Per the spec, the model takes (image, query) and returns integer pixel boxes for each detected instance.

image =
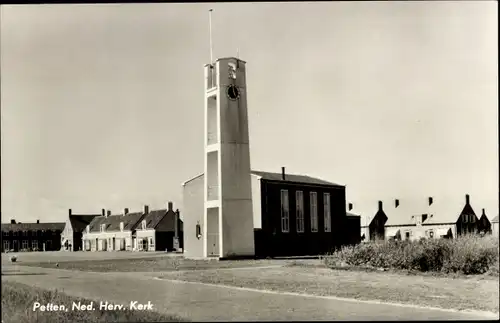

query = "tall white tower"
[203,58,255,258]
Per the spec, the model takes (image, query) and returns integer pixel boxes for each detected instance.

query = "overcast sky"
[1,2,498,223]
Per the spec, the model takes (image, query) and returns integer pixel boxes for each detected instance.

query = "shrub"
[325,234,499,276]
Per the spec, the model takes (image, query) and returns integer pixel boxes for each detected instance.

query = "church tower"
[203,58,255,258]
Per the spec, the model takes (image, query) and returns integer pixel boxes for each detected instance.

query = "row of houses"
[1,220,65,252]
[353,194,499,242]
[64,202,183,252]
[1,202,183,253]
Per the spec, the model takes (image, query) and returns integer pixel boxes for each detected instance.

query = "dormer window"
[142,220,147,230]
[120,222,124,232]
[100,224,106,232]
[86,225,90,234]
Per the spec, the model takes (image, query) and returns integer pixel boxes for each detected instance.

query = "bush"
[325,234,499,276]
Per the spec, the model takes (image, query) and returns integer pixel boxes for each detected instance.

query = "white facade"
[82,230,132,251]
[183,172,263,258]
[202,57,255,258]
[384,224,456,241]
[491,221,499,237]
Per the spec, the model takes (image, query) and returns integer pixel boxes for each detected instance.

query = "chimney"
[482,208,485,215]
[348,203,353,211]
[106,210,111,217]
[10,219,16,224]
[123,208,129,216]
[378,201,383,210]
[428,197,433,206]
[395,199,400,208]
[168,202,173,211]
[143,205,149,214]
[465,194,470,204]
[36,220,40,224]
[101,209,105,216]
[281,167,286,180]
[68,209,72,216]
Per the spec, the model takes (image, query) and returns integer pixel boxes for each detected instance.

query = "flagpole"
[209,9,214,64]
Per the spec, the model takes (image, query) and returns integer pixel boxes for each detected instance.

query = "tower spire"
[209,9,214,64]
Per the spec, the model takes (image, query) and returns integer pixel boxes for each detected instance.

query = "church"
[182,57,360,259]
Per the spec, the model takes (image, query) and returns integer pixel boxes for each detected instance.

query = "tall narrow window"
[310,192,318,232]
[281,189,290,233]
[323,193,331,232]
[296,191,304,233]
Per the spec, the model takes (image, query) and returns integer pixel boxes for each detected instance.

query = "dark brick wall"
[1,230,62,252]
[254,180,353,257]
[155,231,184,251]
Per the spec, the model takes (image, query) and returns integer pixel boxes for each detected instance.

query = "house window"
[310,192,318,232]
[100,224,106,232]
[296,191,305,233]
[23,230,28,236]
[2,231,8,237]
[120,222,124,232]
[281,189,290,233]
[22,240,29,249]
[149,238,154,249]
[323,193,331,232]
[429,230,434,238]
[13,231,18,236]
[3,240,10,251]
[142,220,147,230]
[32,240,38,250]
[405,231,411,240]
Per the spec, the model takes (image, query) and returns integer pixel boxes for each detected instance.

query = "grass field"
[8,246,500,316]
[1,281,185,323]
[18,256,285,272]
[158,265,500,314]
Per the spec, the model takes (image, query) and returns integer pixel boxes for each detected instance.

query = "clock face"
[226,85,240,100]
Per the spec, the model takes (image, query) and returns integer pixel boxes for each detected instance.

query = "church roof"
[182,171,343,187]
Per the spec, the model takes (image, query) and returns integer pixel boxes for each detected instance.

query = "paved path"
[2,264,498,321]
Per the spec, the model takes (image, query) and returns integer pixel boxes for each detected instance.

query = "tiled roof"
[1,222,65,232]
[354,202,385,228]
[88,212,145,233]
[139,209,184,231]
[183,171,343,187]
[142,209,168,229]
[385,199,426,227]
[476,199,499,222]
[69,214,99,233]
[492,216,499,223]
[423,195,470,225]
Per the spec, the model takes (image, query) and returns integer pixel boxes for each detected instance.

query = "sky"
[1,2,498,223]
